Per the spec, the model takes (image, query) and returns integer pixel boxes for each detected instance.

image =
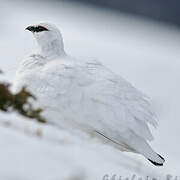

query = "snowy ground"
[0,0,180,179]
[0,111,170,180]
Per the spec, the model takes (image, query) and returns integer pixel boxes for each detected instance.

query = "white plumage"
[14,22,165,166]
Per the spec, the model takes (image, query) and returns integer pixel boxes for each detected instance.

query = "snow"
[0,111,170,180]
[0,0,180,179]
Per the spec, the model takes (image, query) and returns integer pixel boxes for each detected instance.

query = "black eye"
[36,26,48,32]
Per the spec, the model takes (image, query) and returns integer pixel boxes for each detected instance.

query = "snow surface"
[0,0,180,179]
[0,111,170,180]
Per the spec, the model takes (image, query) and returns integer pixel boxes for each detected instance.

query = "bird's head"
[26,22,65,58]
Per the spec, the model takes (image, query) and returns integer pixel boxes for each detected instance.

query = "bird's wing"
[38,58,157,143]
[73,58,158,142]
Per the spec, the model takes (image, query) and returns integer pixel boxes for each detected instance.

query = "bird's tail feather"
[125,133,165,166]
[148,154,165,166]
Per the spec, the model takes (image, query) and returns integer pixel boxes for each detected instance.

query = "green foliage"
[0,70,46,123]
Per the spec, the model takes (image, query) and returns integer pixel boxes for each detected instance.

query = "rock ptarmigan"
[14,22,165,166]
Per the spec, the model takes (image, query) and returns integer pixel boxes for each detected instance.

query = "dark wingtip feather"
[148,154,165,166]
[148,159,163,166]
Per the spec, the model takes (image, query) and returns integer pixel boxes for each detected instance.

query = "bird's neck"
[37,39,66,59]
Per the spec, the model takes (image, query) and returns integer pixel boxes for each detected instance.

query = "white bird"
[14,22,165,166]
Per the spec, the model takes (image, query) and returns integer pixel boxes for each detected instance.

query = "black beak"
[25,25,49,33]
[25,26,35,32]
